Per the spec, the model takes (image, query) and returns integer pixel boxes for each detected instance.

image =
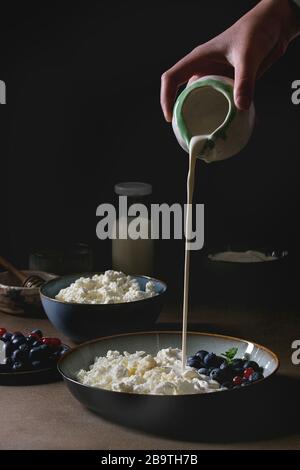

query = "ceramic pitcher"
[172,75,255,162]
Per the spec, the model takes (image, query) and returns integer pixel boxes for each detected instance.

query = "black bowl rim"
[58,331,280,397]
[40,272,167,307]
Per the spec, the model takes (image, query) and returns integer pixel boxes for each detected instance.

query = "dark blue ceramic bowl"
[40,273,167,343]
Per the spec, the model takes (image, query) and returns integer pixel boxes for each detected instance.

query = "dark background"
[0,0,299,286]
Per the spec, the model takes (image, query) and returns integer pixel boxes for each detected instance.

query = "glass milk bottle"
[112,182,154,276]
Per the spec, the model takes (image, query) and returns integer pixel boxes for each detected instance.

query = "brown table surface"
[1,300,300,450]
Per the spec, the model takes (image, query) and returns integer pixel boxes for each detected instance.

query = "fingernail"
[236,95,250,110]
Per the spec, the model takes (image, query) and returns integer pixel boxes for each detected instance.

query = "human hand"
[161,0,300,121]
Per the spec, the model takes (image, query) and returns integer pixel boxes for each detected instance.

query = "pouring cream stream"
[181,136,207,369]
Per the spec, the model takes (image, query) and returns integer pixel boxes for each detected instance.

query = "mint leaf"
[221,347,238,365]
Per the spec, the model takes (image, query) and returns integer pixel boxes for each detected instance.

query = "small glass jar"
[112,182,154,276]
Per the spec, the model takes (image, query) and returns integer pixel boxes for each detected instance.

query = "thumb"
[234,58,258,110]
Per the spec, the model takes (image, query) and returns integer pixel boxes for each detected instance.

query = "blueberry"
[40,344,52,357]
[19,344,30,354]
[233,367,244,376]
[12,361,25,371]
[4,340,18,358]
[11,349,26,363]
[29,347,44,362]
[11,332,24,342]
[222,381,233,389]
[198,367,209,376]
[31,360,43,369]
[216,356,226,367]
[243,360,260,372]
[219,363,235,380]
[232,359,245,369]
[187,355,202,369]
[249,372,264,382]
[26,335,37,346]
[220,362,228,370]
[195,350,208,363]
[31,340,42,348]
[203,352,218,367]
[30,329,43,338]
[57,345,70,358]
[29,344,53,366]
[12,337,26,348]
[1,332,13,342]
[210,368,225,383]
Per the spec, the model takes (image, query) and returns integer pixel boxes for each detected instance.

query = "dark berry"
[210,368,225,383]
[57,345,70,357]
[31,340,42,348]
[249,372,264,382]
[243,367,255,379]
[11,349,27,363]
[222,381,233,389]
[11,332,24,341]
[12,361,25,371]
[27,333,40,342]
[232,376,243,386]
[4,340,18,358]
[40,344,51,355]
[232,359,245,369]
[243,360,260,372]
[0,328,7,337]
[195,350,208,363]
[29,347,44,362]
[198,368,209,376]
[30,329,43,338]
[233,367,244,376]
[31,360,43,369]
[203,352,218,368]
[12,336,26,348]
[215,356,226,367]
[19,343,30,353]
[1,332,13,342]
[187,355,202,369]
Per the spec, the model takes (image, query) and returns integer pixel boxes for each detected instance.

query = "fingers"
[234,53,259,110]
[160,46,215,122]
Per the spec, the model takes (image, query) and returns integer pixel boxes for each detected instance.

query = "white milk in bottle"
[112,182,154,276]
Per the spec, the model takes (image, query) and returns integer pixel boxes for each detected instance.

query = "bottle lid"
[114,182,152,197]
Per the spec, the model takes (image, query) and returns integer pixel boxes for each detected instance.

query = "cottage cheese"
[77,347,221,395]
[55,270,157,304]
